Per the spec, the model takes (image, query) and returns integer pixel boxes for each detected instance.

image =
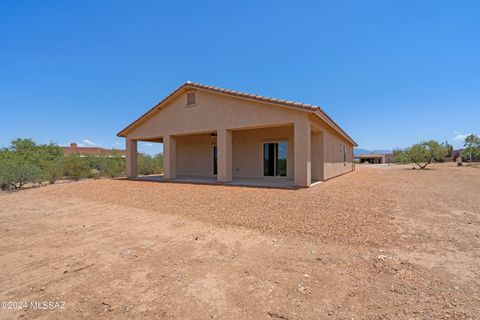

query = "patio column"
[126,138,137,178]
[294,120,312,187]
[163,135,177,180]
[217,128,232,182]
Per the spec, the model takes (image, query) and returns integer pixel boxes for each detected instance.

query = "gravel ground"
[0,163,478,319]
[45,168,396,247]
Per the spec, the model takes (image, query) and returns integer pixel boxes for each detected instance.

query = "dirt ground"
[0,164,479,319]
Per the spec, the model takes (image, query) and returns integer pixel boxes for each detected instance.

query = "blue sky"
[0,0,479,155]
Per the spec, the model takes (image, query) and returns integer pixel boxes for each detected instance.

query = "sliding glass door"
[263,142,287,177]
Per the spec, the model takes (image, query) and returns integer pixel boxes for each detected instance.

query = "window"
[186,92,196,106]
[263,142,287,177]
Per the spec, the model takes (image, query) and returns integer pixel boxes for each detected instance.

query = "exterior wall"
[232,126,294,179]
[176,134,215,177]
[310,116,354,180]
[323,129,354,180]
[174,126,295,179]
[311,131,324,181]
[126,90,307,139]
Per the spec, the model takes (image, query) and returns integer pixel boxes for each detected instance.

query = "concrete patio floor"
[128,175,320,189]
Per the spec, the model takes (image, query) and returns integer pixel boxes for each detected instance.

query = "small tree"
[64,154,87,181]
[394,140,449,169]
[463,134,480,165]
[40,158,64,184]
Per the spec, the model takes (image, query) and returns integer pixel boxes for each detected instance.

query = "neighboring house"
[356,153,394,164]
[117,82,357,187]
[62,143,126,157]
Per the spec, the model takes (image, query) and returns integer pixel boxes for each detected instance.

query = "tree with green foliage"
[463,134,480,164]
[136,153,163,176]
[393,140,449,169]
[0,139,63,190]
[105,153,125,178]
[64,154,87,181]
[137,154,157,175]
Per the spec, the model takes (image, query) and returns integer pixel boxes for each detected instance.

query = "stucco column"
[163,135,176,180]
[294,120,312,187]
[126,138,137,178]
[217,128,232,182]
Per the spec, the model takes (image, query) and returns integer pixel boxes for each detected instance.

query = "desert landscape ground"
[0,164,479,319]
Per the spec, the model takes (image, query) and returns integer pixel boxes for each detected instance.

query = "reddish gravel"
[45,169,395,247]
[0,164,478,319]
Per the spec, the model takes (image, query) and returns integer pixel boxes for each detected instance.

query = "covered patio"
[128,174,310,189]
[125,123,319,189]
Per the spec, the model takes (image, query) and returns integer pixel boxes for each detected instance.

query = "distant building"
[355,153,394,164]
[62,143,126,157]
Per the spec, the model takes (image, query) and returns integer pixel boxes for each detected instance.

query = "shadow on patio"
[122,175,321,190]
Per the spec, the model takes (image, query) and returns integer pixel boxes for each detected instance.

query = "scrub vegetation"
[0,138,163,191]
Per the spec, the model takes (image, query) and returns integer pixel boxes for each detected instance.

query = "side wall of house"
[311,131,324,181]
[323,130,354,180]
[310,116,354,180]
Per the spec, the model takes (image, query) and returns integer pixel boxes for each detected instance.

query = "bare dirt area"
[0,164,479,319]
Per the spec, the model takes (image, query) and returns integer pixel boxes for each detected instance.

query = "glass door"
[263,142,287,177]
[213,145,217,175]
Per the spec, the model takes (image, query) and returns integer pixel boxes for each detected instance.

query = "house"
[62,143,126,157]
[117,82,357,187]
[356,153,393,164]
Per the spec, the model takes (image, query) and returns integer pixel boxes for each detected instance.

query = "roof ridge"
[185,81,323,112]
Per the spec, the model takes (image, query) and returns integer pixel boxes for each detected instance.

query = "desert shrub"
[393,140,449,169]
[138,154,156,175]
[137,153,163,175]
[40,158,64,184]
[87,168,102,179]
[153,153,163,173]
[64,154,87,181]
[105,154,124,178]
[0,157,44,190]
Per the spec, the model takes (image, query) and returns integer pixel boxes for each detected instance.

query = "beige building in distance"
[357,153,394,164]
[118,82,357,188]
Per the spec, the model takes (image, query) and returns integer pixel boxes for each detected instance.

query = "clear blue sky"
[1,0,479,155]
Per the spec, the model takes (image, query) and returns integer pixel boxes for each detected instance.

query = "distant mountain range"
[354,148,393,156]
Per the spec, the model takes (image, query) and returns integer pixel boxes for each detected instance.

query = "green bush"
[137,153,163,175]
[105,155,124,178]
[0,157,44,190]
[40,158,64,184]
[64,154,87,181]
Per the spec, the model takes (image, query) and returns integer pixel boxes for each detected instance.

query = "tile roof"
[117,81,357,146]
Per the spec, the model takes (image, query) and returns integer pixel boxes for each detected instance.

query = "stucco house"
[117,82,357,187]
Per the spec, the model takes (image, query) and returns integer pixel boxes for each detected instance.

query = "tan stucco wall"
[232,126,294,179]
[174,126,295,179]
[323,129,354,180]
[126,90,307,139]
[311,131,324,181]
[176,134,215,177]
[310,116,354,180]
